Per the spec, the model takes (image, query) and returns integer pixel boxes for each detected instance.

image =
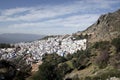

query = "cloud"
[1,8,31,16]
[0,4,80,22]
[0,0,119,22]
[0,0,120,34]
[8,14,99,31]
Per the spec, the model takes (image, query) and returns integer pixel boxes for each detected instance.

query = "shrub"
[109,53,120,68]
[72,50,90,70]
[33,53,67,80]
[92,41,110,50]
[58,63,73,75]
[42,53,66,65]
[72,34,88,40]
[33,62,62,80]
[66,53,73,60]
[94,50,109,68]
[112,37,120,52]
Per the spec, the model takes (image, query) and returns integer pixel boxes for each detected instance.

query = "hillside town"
[0,35,87,65]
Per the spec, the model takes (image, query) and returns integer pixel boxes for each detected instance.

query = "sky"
[0,0,120,35]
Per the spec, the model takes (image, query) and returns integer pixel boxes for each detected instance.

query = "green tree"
[33,62,62,80]
[33,53,66,80]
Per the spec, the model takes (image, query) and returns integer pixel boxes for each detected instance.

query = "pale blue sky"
[0,0,120,35]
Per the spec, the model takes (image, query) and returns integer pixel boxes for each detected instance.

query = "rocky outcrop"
[77,9,120,43]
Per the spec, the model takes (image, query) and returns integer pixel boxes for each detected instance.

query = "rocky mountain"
[77,9,120,43]
[0,33,45,43]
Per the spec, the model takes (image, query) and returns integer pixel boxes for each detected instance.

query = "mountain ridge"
[76,9,120,43]
[0,33,45,43]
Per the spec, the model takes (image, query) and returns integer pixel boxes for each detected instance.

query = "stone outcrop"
[77,9,120,43]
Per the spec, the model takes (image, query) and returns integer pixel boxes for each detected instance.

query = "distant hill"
[0,33,45,43]
[76,9,120,43]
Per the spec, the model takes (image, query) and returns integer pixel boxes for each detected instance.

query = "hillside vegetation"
[29,37,120,80]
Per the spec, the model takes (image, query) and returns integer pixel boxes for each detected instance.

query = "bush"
[72,33,88,40]
[33,53,67,80]
[33,62,62,80]
[58,63,73,75]
[112,37,120,52]
[109,53,120,68]
[72,50,90,70]
[92,41,110,50]
[42,53,66,65]
[94,51,109,68]
[66,53,73,60]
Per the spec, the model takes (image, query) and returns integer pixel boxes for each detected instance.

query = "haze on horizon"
[0,0,120,35]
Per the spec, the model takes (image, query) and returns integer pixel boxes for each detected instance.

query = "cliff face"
[78,9,120,43]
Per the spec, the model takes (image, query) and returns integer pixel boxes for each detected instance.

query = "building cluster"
[0,35,87,65]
